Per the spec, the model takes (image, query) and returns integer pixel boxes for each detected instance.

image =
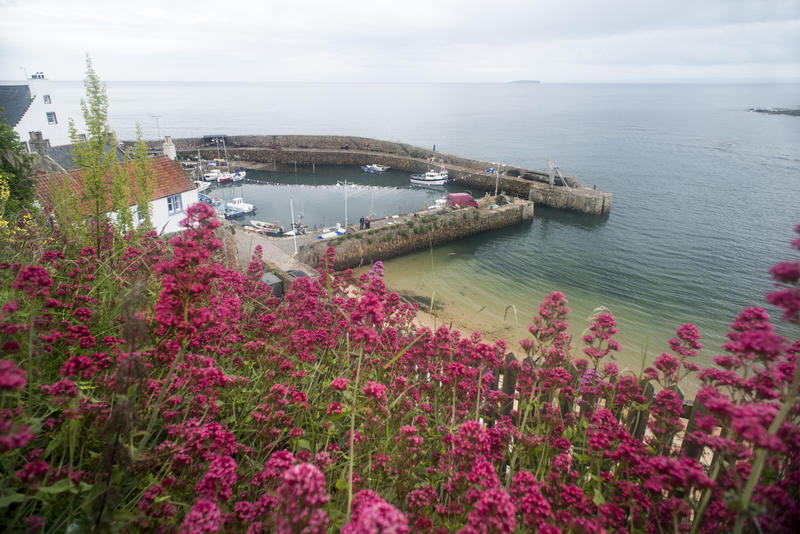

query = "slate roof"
[35,156,194,215]
[40,143,127,172]
[0,85,34,127]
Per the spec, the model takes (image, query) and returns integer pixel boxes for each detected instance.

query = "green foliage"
[69,56,117,226]
[111,163,133,232]
[132,123,154,230]
[0,120,37,215]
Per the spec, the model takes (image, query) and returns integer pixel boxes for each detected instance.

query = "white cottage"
[0,72,76,149]
[35,156,200,234]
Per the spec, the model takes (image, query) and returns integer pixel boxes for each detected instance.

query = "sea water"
[46,81,800,373]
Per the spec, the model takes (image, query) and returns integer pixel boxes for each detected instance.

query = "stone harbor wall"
[160,135,612,215]
[297,199,534,270]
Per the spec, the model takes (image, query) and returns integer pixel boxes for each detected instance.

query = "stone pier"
[160,134,612,215]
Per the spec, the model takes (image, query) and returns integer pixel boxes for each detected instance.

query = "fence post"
[501,353,518,417]
[680,397,705,461]
[631,382,655,440]
[560,364,580,418]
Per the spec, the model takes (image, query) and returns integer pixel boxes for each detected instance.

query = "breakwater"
[295,197,534,270]
[165,135,612,215]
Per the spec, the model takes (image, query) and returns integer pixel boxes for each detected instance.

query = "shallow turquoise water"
[54,81,800,368]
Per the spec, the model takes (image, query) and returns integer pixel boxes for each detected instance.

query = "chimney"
[28,131,50,155]
[162,136,176,160]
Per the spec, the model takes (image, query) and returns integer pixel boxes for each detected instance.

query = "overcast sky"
[1,0,798,82]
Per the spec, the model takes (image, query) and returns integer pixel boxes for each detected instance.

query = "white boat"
[203,168,244,183]
[410,167,448,186]
[427,198,447,210]
[194,180,211,192]
[251,219,278,230]
[361,164,390,173]
[204,139,246,183]
[227,197,254,213]
[203,169,223,182]
[218,169,246,184]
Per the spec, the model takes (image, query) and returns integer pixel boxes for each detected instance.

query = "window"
[46,112,57,124]
[43,95,51,104]
[167,194,183,215]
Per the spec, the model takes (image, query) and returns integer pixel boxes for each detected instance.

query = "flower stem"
[732,363,799,534]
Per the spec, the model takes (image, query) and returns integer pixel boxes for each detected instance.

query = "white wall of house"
[149,188,200,234]
[106,189,200,234]
[14,76,75,147]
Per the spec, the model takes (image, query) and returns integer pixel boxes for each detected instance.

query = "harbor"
[162,134,612,216]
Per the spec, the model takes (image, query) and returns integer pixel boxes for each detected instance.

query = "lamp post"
[493,162,499,197]
[290,197,298,255]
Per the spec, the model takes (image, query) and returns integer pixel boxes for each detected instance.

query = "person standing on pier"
[359,216,365,230]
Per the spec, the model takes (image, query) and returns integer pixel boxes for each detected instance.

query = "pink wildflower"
[342,489,409,534]
[0,360,26,391]
[331,378,350,391]
[179,498,222,534]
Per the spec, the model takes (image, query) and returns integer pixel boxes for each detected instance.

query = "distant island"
[509,80,541,84]
[749,107,800,117]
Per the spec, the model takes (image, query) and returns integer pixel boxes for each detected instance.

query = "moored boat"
[217,169,246,184]
[228,197,254,213]
[361,164,390,173]
[410,167,448,186]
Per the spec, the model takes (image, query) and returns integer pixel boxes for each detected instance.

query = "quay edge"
[159,134,612,216]
[296,197,535,271]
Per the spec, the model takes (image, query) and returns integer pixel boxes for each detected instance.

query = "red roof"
[35,156,194,214]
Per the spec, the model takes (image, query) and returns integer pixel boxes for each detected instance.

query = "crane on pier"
[547,160,570,188]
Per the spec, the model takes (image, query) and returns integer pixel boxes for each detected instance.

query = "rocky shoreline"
[749,107,800,116]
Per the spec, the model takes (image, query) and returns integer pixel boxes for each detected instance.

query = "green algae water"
[46,81,800,373]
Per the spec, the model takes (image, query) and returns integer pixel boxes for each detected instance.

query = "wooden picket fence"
[485,353,708,464]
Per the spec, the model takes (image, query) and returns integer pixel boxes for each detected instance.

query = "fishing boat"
[194,180,211,193]
[410,167,448,186]
[217,168,246,184]
[227,197,254,213]
[221,207,246,219]
[361,164,390,173]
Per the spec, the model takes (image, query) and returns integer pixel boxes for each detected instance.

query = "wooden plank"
[631,382,655,440]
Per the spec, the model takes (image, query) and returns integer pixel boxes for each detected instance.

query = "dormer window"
[46,112,57,124]
[43,95,51,104]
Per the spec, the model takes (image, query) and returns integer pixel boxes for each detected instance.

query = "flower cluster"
[0,206,797,533]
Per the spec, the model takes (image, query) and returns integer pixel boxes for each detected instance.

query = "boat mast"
[222,138,230,172]
[343,180,348,228]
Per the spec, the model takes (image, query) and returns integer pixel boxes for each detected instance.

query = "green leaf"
[35,478,73,496]
[383,336,421,369]
[297,439,311,450]
[0,492,25,508]
[335,476,348,491]
[593,486,606,506]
